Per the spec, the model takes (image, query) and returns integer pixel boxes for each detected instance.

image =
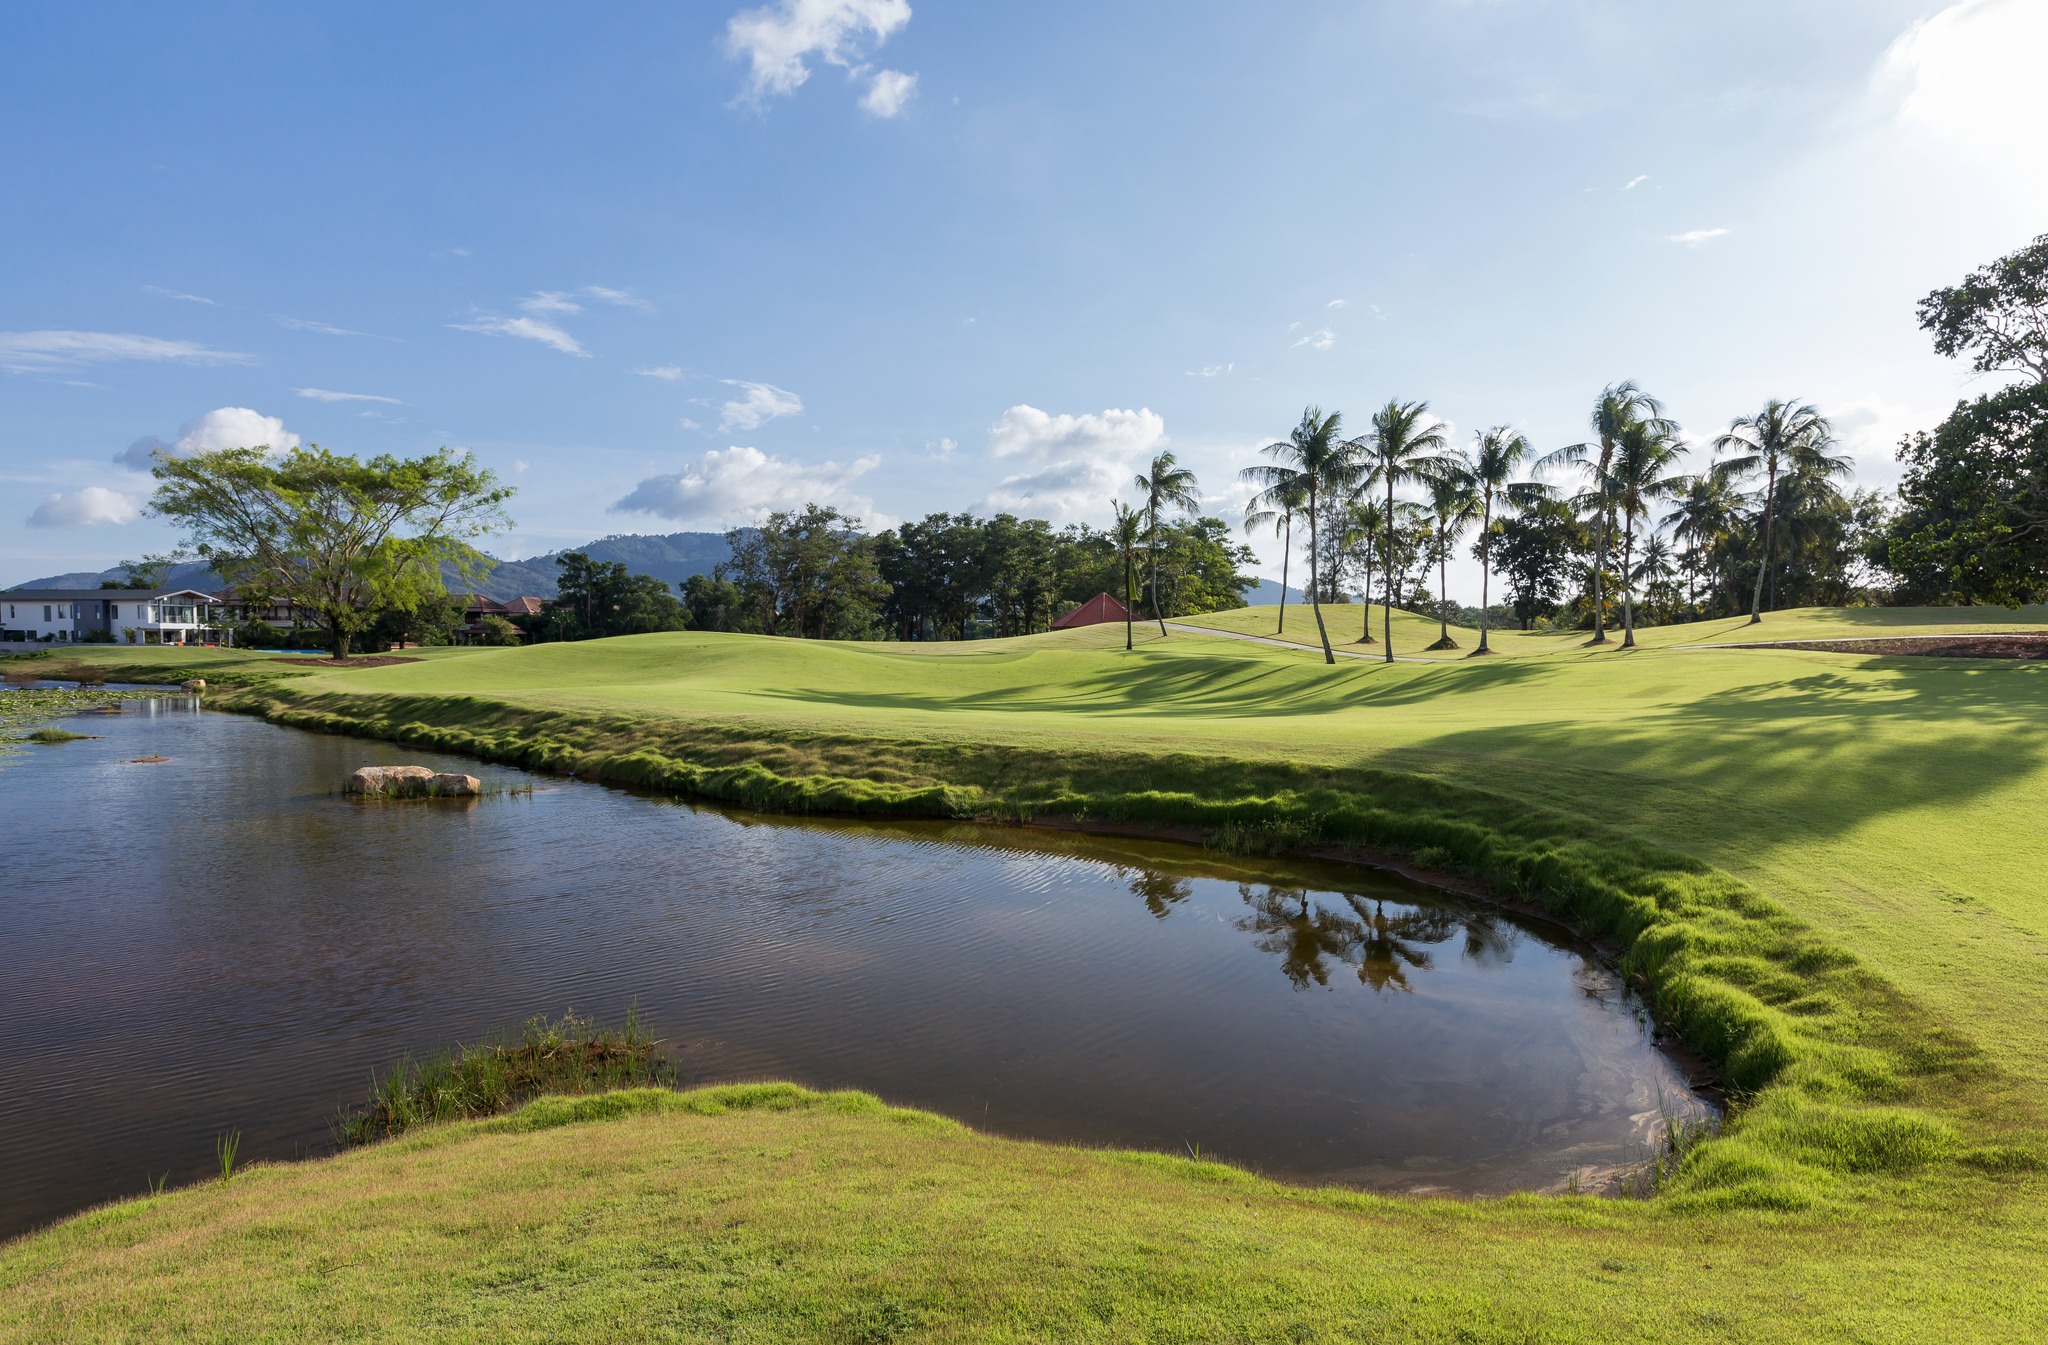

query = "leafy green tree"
[679,574,755,633]
[1917,231,2048,385]
[1886,382,2048,605]
[721,506,886,639]
[550,552,689,638]
[1493,496,1585,628]
[1244,407,1357,665]
[1538,383,1674,645]
[369,589,467,648]
[1358,400,1457,660]
[150,445,512,659]
[1714,400,1849,623]
[1133,452,1202,637]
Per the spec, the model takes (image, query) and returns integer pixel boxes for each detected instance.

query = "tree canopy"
[149,445,513,658]
[1916,231,2048,386]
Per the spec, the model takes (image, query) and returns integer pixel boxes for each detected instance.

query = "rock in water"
[430,772,481,797]
[345,765,438,796]
[181,679,206,693]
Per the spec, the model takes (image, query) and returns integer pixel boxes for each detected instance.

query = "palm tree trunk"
[1357,544,1375,643]
[1620,515,1637,649]
[1308,486,1335,665]
[1383,478,1397,662]
[1589,448,1611,644]
[1436,545,1451,645]
[1476,495,1493,654]
[1277,514,1290,634]
[1748,465,1777,624]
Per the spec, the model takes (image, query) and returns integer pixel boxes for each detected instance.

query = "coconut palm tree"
[1466,426,1537,655]
[1713,401,1848,624]
[1110,500,1143,651]
[1666,463,1745,617]
[1242,407,1358,665]
[1607,420,1687,648]
[1133,451,1202,637]
[1336,497,1386,643]
[1356,400,1458,662]
[1537,383,1675,645]
[1242,475,1308,635]
[1424,471,1481,650]
[1631,533,1680,622]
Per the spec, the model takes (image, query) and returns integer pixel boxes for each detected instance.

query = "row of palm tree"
[1241,386,1852,659]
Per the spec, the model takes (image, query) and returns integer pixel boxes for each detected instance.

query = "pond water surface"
[0,697,1708,1240]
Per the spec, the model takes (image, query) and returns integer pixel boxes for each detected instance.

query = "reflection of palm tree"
[1342,896,1456,994]
[1456,911,1518,968]
[1130,871,1193,919]
[1236,885,1358,991]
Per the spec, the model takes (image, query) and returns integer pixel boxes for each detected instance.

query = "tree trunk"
[1589,446,1611,644]
[1620,515,1637,649]
[1276,514,1290,634]
[1149,526,1168,637]
[1383,478,1397,662]
[1124,553,1134,651]
[1748,463,1777,625]
[1357,545,1375,643]
[1476,494,1493,654]
[1307,486,1335,665]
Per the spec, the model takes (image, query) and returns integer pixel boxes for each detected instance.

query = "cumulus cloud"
[859,68,918,117]
[0,330,250,374]
[979,405,1168,522]
[720,379,804,431]
[295,387,403,404]
[725,0,916,111]
[1669,228,1729,245]
[450,315,588,356]
[27,485,145,528]
[611,445,886,526]
[1880,0,2048,198]
[114,407,302,470]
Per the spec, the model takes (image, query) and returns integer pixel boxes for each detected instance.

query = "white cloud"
[27,485,145,528]
[859,68,918,117]
[0,330,250,374]
[726,0,915,108]
[612,445,886,526]
[114,406,302,470]
[1879,0,2048,203]
[1623,174,1649,190]
[295,387,403,404]
[143,285,217,305]
[1326,298,1346,309]
[1185,363,1234,378]
[635,365,684,380]
[1292,328,1337,350]
[450,315,588,356]
[277,316,386,338]
[719,379,804,430]
[520,291,583,315]
[978,405,1167,523]
[585,285,654,312]
[1669,228,1729,245]
[679,417,703,431]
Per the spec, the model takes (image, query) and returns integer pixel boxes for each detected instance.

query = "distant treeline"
[521,505,1257,643]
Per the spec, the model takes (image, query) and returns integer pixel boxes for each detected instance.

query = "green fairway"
[8,607,2048,1340]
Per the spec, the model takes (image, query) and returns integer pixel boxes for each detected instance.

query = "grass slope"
[9,607,2048,1339]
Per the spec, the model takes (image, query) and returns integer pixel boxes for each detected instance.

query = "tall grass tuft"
[335,1009,674,1148]
[215,1130,241,1183]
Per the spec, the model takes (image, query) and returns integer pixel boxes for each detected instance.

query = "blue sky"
[4,0,2044,594]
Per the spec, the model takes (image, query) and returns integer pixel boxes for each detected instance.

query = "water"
[0,697,1709,1240]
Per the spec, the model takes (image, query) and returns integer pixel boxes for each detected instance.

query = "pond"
[0,697,1710,1241]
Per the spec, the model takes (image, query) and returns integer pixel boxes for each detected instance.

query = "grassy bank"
[7,607,2048,1338]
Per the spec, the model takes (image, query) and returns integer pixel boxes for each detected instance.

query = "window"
[110,604,119,618]
[44,606,52,621]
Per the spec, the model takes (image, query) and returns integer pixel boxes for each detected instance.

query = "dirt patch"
[273,655,423,668]
[1751,634,2048,660]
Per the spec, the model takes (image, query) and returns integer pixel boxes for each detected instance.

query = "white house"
[0,588,225,646]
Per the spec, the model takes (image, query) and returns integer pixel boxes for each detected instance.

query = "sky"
[3,0,2045,597]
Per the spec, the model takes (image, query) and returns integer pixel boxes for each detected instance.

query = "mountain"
[9,560,225,592]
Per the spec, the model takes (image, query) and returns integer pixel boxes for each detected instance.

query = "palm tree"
[1110,500,1143,651]
[1607,420,1687,648]
[1243,407,1358,665]
[1357,400,1458,662]
[1243,475,1308,635]
[1666,464,1745,618]
[1424,471,1480,650]
[1631,533,1679,622]
[1134,451,1202,637]
[1466,426,1536,655]
[1538,383,1675,644]
[1713,401,1847,624]
[1336,498,1385,643]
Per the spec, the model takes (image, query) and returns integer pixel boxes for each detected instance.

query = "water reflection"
[0,699,1711,1241]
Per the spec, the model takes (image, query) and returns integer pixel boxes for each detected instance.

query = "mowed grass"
[10,606,2048,1340]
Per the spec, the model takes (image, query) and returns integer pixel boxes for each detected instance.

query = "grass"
[7,605,2048,1339]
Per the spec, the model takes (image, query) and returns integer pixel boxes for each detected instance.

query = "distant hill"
[8,533,733,603]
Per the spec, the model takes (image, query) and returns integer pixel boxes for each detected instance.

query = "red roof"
[1051,591,1132,629]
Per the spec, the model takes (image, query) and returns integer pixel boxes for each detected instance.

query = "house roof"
[1050,591,1133,629]
[1,588,219,603]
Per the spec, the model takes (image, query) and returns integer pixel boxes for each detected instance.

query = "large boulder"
[345,765,437,796]
[430,772,481,797]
